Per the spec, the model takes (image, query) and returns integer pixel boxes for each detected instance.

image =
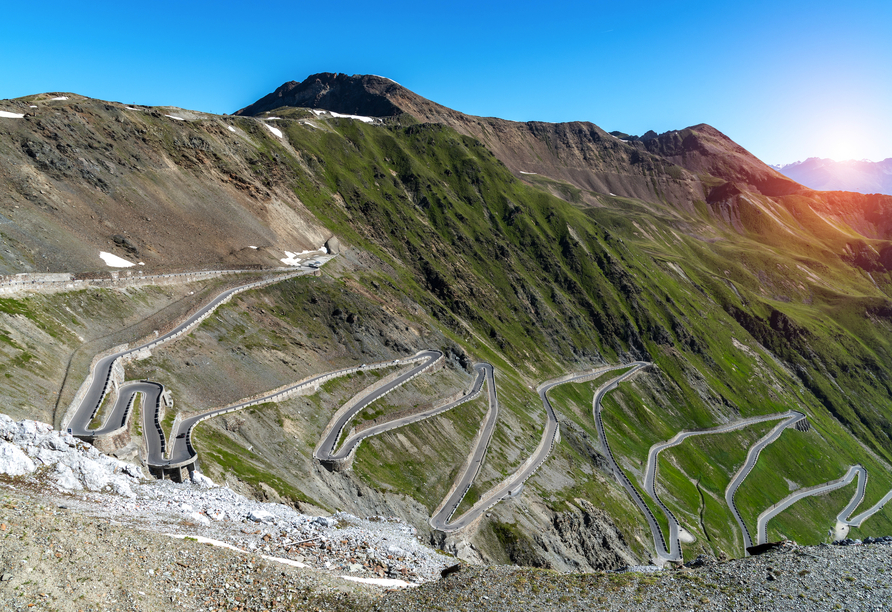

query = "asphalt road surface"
[330,363,489,462]
[724,411,806,551]
[642,411,798,560]
[429,363,499,531]
[67,263,323,440]
[756,465,863,545]
[587,362,679,561]
[313,350,443,462]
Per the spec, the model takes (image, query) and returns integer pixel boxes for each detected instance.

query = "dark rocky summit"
[236,73,406,118]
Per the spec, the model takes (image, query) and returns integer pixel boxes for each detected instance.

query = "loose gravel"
[374,542,892,611]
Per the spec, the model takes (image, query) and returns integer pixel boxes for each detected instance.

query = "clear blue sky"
[2,0,890,165]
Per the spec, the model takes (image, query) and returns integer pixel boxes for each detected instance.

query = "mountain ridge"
[772,157,892,195]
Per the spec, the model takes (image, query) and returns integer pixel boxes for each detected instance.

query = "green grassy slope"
[5,107,892,563]
[242,115,892,550]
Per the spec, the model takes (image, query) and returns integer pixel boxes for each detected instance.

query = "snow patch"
[248,245,258,250]
[50,96,69,101]
[261,554,308,569]
[165,114,186,121]
[29,105,37,108]
[280,247,326,266]
[126,107,143,111]
[310,109,376,124]
[339,576,416,588]
[0,111,25,119]
[227,125,236,133]
[263,123,283,138]
[519,171,537,175]
[370,75,401,85]
[99,251,136,268]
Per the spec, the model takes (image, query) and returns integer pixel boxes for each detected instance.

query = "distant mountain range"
[771,157,892,195]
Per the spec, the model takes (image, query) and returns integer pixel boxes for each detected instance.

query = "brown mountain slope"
[0,94,327,274]
[236,73,706,208]
[238,74,892,253]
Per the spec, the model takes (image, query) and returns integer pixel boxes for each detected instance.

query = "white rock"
[192,472,216,487]
[313,516,336,528]
[0,441,37,476]
[61,455,110,491]
[29,446,65,465]
[113,481,136,498]
[52,463,83,491]
[180,503,194,512]
[248,510,276,523]
[189,511,210,525]
[208,509,227,521]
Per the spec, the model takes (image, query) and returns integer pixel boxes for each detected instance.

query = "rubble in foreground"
[0,412,453,611]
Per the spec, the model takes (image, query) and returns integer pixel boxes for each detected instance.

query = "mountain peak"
[235,73,411,117]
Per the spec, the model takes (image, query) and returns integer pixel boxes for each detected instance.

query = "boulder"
[248,510,276,523]
[313,516,336,528]
[52,463,83,491]
[0,441,36,476]
[324,236,341,254]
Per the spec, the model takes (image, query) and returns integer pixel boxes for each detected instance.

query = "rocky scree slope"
[0,93,328,274]
[0,412,454,606]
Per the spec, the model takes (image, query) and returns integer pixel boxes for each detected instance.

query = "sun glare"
[818,118,872,162]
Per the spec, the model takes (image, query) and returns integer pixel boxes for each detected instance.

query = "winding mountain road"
[61,256,890,551]
[313,351,445,463]
[586,363,681,559]
[431,363,641,531]
[724,411,806,550]
[642,411,801,560]
[66,260,328,439]
[755,465,892,544]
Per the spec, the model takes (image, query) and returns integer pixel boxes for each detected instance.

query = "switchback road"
[724,411,806,551]
[642,412,799,560]
[756,465,892,544]
[66,260,328,440]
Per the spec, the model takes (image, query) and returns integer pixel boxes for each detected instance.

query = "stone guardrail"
[335,381,480,471]
[162,352,436,470]
[321,354,443,463]
[0,266,310,297]
[61,343,129,431]
[65,267,312,434]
